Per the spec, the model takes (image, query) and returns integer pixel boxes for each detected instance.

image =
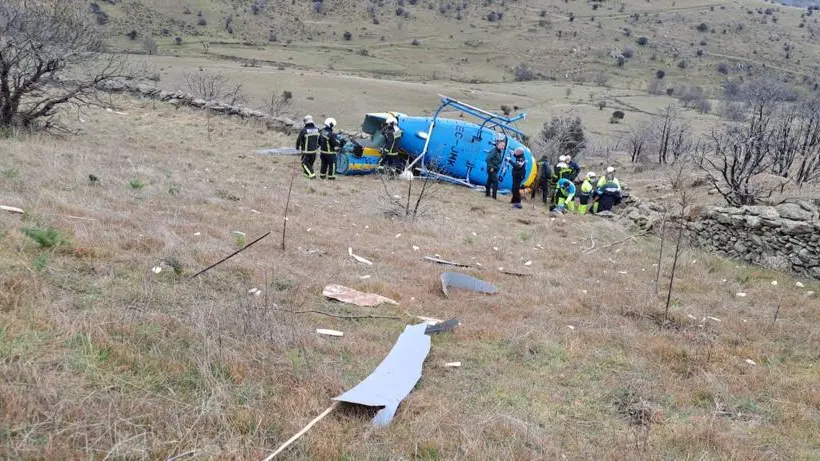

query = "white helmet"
[558,155,568,162]
[324,117,336,128]
[303,114,314,124]
[566,155,573,162]
[587,171,597,179]
[385,115,397,125]
[606,166,616,173]
[556,162,568,169]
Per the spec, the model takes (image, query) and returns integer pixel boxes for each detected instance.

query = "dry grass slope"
[1,99,819,459]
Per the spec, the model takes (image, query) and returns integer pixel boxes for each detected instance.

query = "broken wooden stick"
[191,231,271,278]
[262,401,340,461]
[584,230,649,254]
[281,163,297,251]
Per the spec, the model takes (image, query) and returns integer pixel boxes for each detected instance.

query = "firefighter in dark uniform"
[319,117,340,180]
[380,116,403,175]
[530,155,552,205]
[296,115,319,179]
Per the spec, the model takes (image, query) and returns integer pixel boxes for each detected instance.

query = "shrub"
[411,39,421,46]
[656,70,665,79]
[488,11,498,22]
[677,60,687,69]
[396,7,404,16]
[175,36,183,45]
[513,63,536,81]
[126,30,138,40]
[636,36,648,46]
[717,63,729,74]
[143,37,158,55]
[622,47,635,59]
[23,226,67,249]
[694,98,712,114]
[183,6,191,14]
[312,1,325,14]
[129,179,145,189]
[597,100,607,110]
[197,17,207,26]
[696,22,708,32]
[500,104,512,115]
[611,110,625,121]
[343,31,352,40]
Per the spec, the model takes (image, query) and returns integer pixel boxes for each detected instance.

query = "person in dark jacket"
[296,115,320,179]
[530,155,551,204]
[485,137,505,199]
[319,117,340,180]
[380,116,403,175]
[508,147,527,209]
[565,154,581,181]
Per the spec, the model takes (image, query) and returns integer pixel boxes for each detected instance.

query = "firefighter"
[552,159,574,204]
[595,177,623,214]
[380,116,403,175]
[577,171,597,215]
[530,155,552,205]
[597,166,622,190]
[485,137,505,199]
[296,115,320,179]
[508,147,527,209]
[319,117,340,180]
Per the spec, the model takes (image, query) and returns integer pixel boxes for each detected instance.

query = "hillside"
[1,96,819,459]
[98,0,820,92]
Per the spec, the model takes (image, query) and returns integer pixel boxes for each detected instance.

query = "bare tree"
[627,124,650,163]
[143,36,158,55]
[182,71,245,105]
[652,104,690,164]
[700,125,777,206]
[267,90,293,117]
[0,0,132,130]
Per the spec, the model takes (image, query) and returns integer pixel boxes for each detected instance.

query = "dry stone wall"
[686,201,820,280]
[96,79,299,134]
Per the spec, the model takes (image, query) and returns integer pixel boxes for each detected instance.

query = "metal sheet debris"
[333,323,431,427]
[316,329,344,337]
[440,272,497,297]
[424,318,460,335]
[424,255,471,268]
[349,247,373,265]
[444,362,461,368]
[323,285,399,307]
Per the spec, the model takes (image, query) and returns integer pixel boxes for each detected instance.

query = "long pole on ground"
[281,158,298,251]
[261,401,339,461]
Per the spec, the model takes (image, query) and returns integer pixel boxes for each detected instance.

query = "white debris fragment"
[707,316,722,322]
[232,231,246,237]
[435,254,441,258]
[567,325,575,330]
[248,288,262,296]
[582,290,587,294]
[194,232,201,236]
[417,316,443,325]
[498,267,504,271]
[618,271,628,275]
[307,228,312,232]
[444,362,461,368]
[745,359,756,366]
[251,209,260,214]
[722,279,727,283]
[687,314,697,320]
[524,260,532,266]
[771,280,778,286]
[348,247,373,265]
[316,329,344,337]
[395,233,402,238]
[365,225,369,229]
[796,282,804,288]
[736,292,747,298]
[152,266,162,274]
[493,246,499,251]
[412,245,420,251]
[359,275,371,280]
[476,262,484,267]
[472,232,477,236]
[0,205,25,214]
[808,291,816,296]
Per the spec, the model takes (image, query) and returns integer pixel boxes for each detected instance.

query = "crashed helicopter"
[256,96,537,192]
